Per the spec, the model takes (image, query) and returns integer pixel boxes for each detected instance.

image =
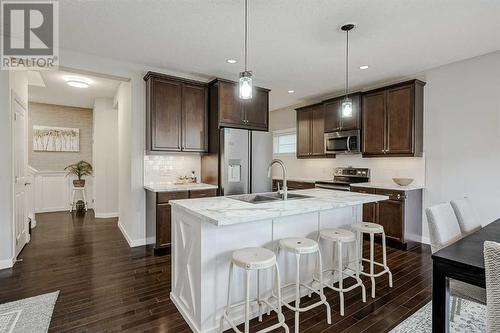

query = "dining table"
[432,218,500,332]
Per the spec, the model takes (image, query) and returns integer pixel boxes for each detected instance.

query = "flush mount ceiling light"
[340,23,355,118]
[287,90,295,94]
[239,0,253,100]
[65,76,91,88]
[359,65,369,70]
[226,59,238,64]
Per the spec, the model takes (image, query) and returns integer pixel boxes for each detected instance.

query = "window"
[273,130,296,155]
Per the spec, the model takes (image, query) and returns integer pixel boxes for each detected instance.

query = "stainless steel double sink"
[230,192,312,204]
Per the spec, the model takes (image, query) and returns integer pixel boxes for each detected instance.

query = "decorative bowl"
[392,178,414,186]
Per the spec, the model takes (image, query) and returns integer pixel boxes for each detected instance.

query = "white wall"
[93,98,118,218]
[269,108,426,184]
[421,51,500,239]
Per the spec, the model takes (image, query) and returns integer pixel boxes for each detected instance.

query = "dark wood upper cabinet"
[324,93,361,133]
[362,91,386,155]
[295,104,331,158]
[311,104,325,156]
[182,83,208,152]
[244,87,269,130]
[296,109,311,158]
[148,77,182,151]
[208,79,270,131]
[145,72,208,153]
[362,80,425,157]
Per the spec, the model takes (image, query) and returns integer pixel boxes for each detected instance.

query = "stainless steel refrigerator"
[201,128,273,196]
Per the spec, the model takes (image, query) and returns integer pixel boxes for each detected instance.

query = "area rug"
[390,299,486,333]
[0,291,59,333]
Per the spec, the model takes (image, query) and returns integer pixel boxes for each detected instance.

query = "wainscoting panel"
[33,170,94,213]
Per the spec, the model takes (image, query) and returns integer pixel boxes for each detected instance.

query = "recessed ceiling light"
[226,59,238,64]
[359,65,369,70]
[65,76,91,88]
[287,90,295,94]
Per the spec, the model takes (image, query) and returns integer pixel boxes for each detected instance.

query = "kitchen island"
[169,188,388,333]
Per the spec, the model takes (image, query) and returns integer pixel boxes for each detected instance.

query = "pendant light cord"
[244,0,248,71]
[345,29,349,98]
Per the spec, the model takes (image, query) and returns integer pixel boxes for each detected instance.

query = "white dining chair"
[484,241,500,333]
[426,203,486,321]
[451,198,482,236]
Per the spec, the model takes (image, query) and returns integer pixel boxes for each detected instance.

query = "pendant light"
[341,24,355,118]
[239,0,252,100]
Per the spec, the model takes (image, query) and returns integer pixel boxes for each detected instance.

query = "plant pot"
[73,179,86,188]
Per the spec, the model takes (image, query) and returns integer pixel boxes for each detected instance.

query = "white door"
[13,94,29,257]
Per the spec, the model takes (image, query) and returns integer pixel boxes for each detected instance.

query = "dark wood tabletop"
[432,218,500,332]
[432,218,500,274]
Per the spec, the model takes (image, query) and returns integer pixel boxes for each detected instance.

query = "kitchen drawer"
[351,187,376,194]
[157,191,189,204]
[189,188,217,199]
[375,188,406,201]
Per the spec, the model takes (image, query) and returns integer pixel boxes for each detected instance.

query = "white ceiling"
[29,70,121,108]
[57,0,500,110]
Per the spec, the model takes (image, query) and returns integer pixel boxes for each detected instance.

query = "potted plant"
[65,160,93,188]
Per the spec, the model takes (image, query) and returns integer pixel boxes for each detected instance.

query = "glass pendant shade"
[342,98,353,118]
[239,71,253,100]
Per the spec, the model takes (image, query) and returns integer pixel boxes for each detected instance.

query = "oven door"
[324,130,360,154]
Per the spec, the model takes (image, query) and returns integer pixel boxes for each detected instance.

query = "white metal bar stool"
[318,228,366,316]
[70,187,87,212]
[351,222,393,298]
[220,247,289,333]
[276,238,331,333]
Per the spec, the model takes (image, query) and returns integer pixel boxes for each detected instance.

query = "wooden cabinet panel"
[218,81,244,126]
[182,84,207,152]
[296,110,311,157]
[189,188,217,199]
[324,99,341,132]
[341,94,361,131]
[377,199,404,241]
[151,78,182,151]
[272,179,315,191]
[244,88,268,130]
[362,91,386,155]
[324,94,361,133]
[351,187,377,223]
[157,204,172,247]
[157,191,189,204]
[311,105,325,156]
[386,85,414,155]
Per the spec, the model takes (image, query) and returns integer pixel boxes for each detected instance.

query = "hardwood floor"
[0,211,432,332]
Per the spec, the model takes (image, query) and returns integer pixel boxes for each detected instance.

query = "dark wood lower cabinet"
[351,186,422,250]
[146,188,217,255]
[272,179,316,191]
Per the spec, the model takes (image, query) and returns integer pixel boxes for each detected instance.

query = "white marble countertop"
[350,182,425,191]
[144,183,218,192]
[170,188,388,226]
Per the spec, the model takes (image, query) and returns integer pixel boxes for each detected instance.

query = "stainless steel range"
[315,167,370,191]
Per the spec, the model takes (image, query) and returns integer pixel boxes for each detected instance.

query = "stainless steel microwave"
[324,130,361,154]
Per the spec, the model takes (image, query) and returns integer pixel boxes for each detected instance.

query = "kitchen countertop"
[350,182,425,191]
[170,188,388,226]
[144,183,218,192]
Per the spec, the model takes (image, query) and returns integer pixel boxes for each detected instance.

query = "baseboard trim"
[421,236,430,245]
[95,212,119,219]
[117,220,147,248]
[0,257,14,270]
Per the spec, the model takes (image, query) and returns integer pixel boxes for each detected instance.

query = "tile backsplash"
[144,154,201,184]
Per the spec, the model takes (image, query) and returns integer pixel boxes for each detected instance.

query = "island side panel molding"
[171,207,203,333]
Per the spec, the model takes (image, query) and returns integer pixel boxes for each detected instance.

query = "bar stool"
[70,186,87,212]
[220,247,289,333]
[277,238,331,333]
[318,228,366,316]
[351,222,393,298]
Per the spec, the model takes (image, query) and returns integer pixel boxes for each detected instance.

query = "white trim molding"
[117,220,147,248]
[95,212,119,219]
